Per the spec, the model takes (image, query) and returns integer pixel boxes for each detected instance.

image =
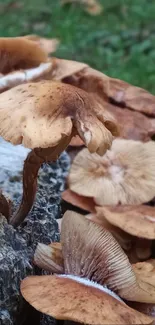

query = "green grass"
[0,0,155,92]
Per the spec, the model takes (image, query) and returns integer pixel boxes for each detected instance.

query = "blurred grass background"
[0,0,155,92]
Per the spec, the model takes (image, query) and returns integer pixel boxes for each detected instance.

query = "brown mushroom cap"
[0,81,117,154]
[132,260,155,287]
[21,274,153,324]
[0,37,48,74]
[69,138,155,205]
[64,66,155,117]
[96,205,155,239]
[62,189,96,213]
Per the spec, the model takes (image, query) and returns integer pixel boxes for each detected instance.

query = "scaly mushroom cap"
[69,138,155,205]
[0,81,118,154]
[96,205,155,239]
[0,37,48,74]
[21,274,153,324]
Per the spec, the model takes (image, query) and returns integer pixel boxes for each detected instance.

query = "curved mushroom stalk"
[0,191,11,221]
[10,136,72,227]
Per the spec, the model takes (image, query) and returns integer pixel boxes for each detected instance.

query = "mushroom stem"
[9,149,43,227]
[0,192,11,221]
[10,136,73,227]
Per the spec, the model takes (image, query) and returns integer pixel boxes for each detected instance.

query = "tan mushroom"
[64,66,155,117]
[0,80,118,226]
[0,36,54,92]
[0,37,48,74]
[34,242,64,273]
[21,274,153,325]
[96,205,155,240]
[88,205,154,262]
[32,211,155,303]
[69,138,155,206]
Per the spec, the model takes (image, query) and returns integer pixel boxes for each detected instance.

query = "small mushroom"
[69,138,155,205]
[0,80,118,227]
[21,274,153,325]
[34,242,64,273]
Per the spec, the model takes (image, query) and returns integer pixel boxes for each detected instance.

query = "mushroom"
[22,211,155,311]
[0,80,118,226]
[0,36,54,92]
[62,189,96,213]
[95,205,155,240]
[34,242,64,273]
[89,205,155,262]
[21,274,153,325]
[34,211,155,303]
[63,66,155,117]
[101,102,155,142]
[63,66,155,141]
[68,138,155,205]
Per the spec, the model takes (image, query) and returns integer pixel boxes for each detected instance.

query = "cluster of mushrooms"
[1,35,155,324]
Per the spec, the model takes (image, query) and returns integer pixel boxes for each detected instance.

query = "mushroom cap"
[0,37,48,74]
[96,205,155,239]
[65,66,155,117]
[132,260,155,287]
[61,211,137,299]
[34,242,64,273]
[23,35,59,54]
[51,58,88,81]
[102,102,155,142]
[21,274,153,324]
[0,81,117,153]
[60,211,155,303]
[62,189,96,213]
[69,138,155,205]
